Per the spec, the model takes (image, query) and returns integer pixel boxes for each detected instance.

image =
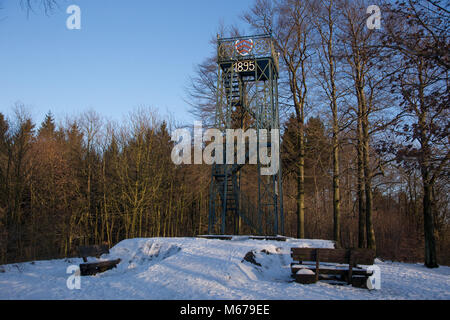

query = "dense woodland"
[0,0,448,267]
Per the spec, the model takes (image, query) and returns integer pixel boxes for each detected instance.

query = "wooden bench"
[290,248,375,288]
[78,244,121,276]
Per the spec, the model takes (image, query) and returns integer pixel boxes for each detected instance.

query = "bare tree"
[20,0,60,15]
[383,0,449,267]
[309,0,344,246]
[244,0,313,238]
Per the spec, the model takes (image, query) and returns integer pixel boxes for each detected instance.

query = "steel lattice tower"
[208,33,284,236]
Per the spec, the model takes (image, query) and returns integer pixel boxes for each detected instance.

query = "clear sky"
[0,0,253,126]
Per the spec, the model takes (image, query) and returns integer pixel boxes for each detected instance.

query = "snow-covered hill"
[0,237,449,299]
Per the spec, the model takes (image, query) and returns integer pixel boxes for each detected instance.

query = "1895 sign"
[233,60,256,73]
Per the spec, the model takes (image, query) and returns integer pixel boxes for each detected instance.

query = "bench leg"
[315,249,320,282]
[348,250,353,285]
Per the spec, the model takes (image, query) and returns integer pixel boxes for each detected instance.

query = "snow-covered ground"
[0,237,449,300]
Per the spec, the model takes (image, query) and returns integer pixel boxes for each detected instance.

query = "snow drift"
[0,237,449,300]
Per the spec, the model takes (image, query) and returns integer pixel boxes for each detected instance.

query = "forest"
[0,0,448,268]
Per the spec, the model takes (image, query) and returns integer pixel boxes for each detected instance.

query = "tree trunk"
[296,119,305,239]
[423,183,438,268]
[362,108,376,251]
[324,0,341,248]
[332,128,341,247]
[296,163,305,239]
[357,116,366,248]
[417,58,438,268]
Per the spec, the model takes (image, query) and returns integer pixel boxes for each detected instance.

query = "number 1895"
[233,60,256,73]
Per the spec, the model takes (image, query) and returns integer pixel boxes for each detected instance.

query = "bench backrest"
[78,244,109,259]
[291,248,375,265]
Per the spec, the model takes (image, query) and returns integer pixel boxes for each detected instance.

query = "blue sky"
[0,0,253,126]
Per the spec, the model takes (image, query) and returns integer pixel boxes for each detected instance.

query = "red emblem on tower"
[235,39,254,56]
